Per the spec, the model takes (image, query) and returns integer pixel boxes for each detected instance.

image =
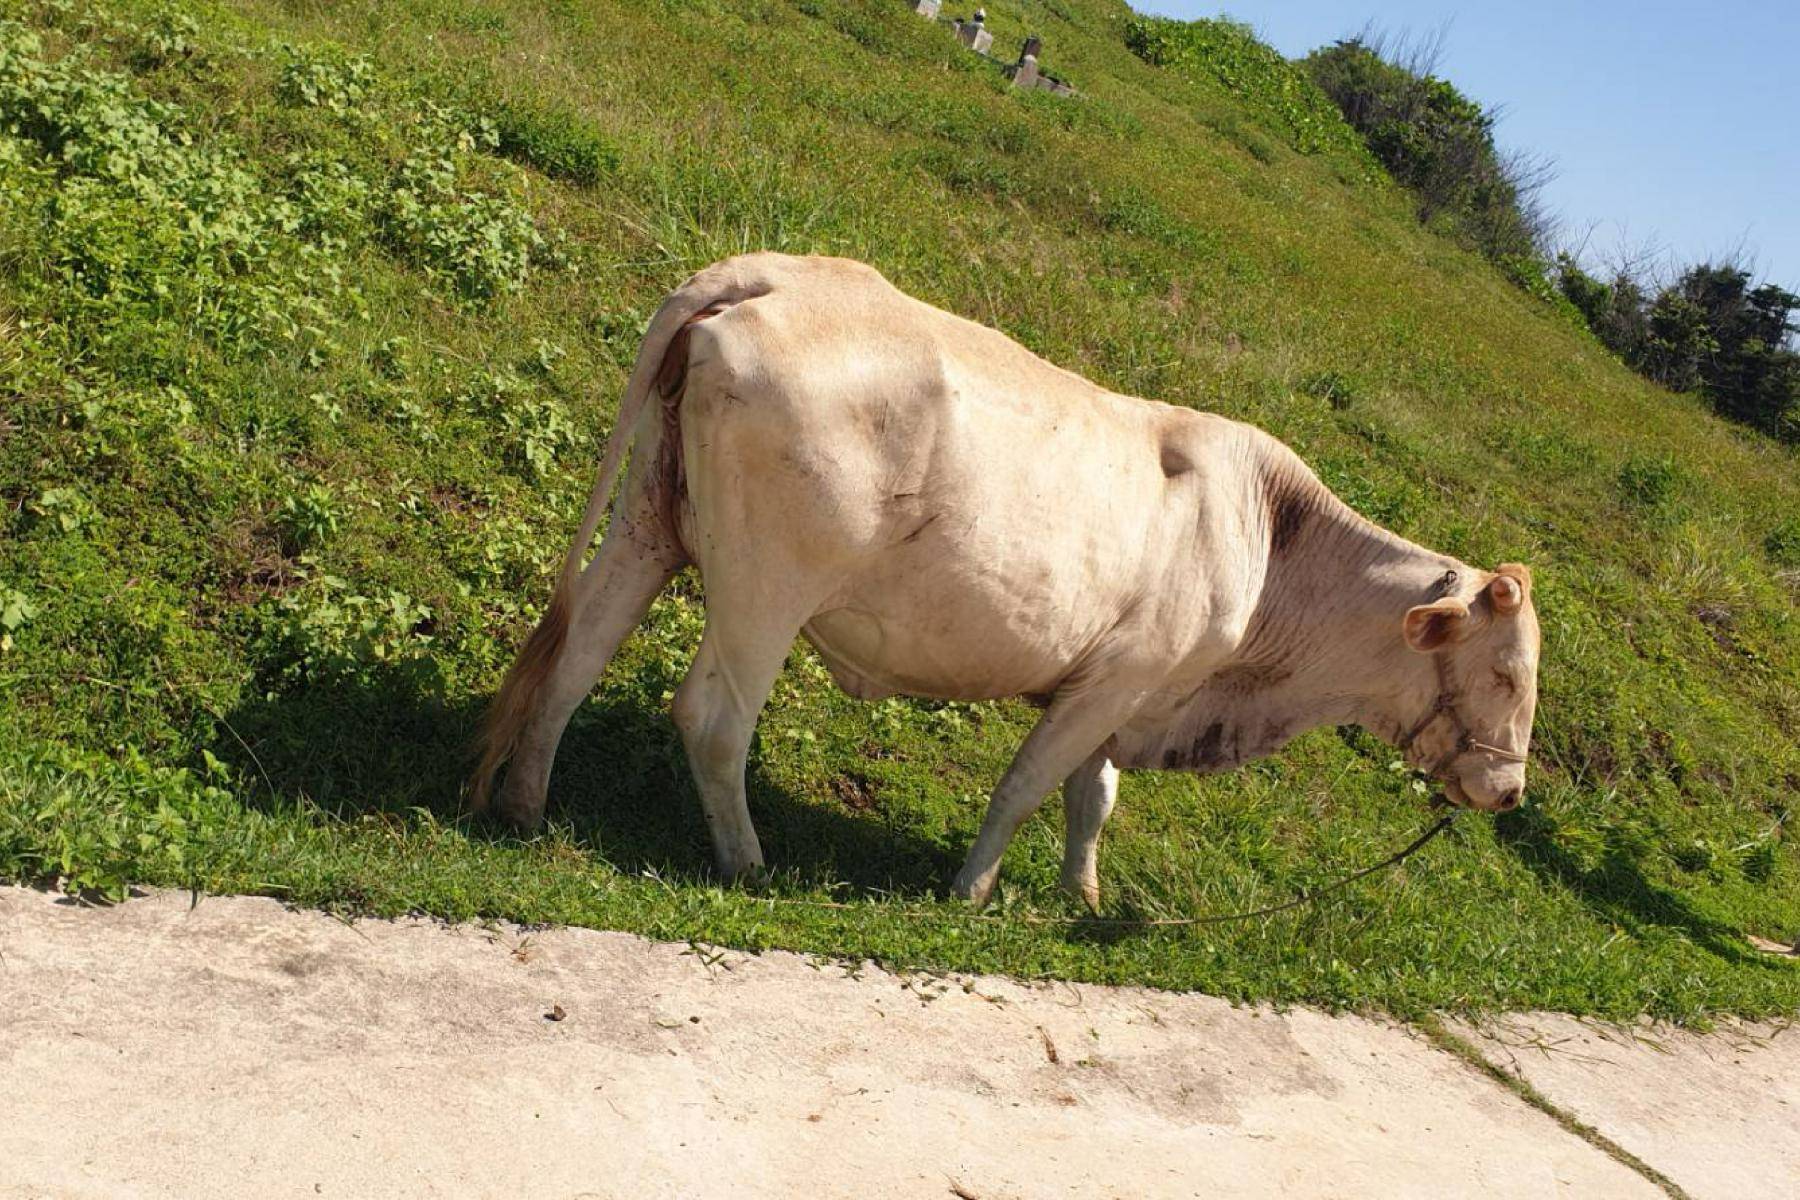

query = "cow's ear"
[1403,598,1470,653]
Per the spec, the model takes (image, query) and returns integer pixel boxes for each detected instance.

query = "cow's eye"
[1491,669,1518,696]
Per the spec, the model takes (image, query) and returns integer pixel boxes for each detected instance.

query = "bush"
[1302,37,1549,267]
[1124,17,1368,160]
[456,367,576,478]
[278,483,342,552]
[491,100,619,187]
[1555,254,1651,362]
[1765,519,1800,568]
[381,112,546,301]
[1649,266,1799,438]
[0,25,300,354]
[1559,256,1800,442]
[277,46,374,113]
[1617,454,1685,515]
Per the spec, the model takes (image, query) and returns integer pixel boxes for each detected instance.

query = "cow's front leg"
[1060,750,1118,913]
[952,694,1137,907]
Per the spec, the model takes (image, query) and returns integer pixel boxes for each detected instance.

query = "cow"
[469,253,1539,909]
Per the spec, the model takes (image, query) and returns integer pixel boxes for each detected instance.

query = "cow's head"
[1400,564,1540,812]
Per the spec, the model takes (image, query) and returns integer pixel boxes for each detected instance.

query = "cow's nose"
[1495,788,1522,812]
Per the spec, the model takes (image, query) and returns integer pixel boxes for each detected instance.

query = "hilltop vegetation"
[1299,35,1553,282]
[1,0,1796,1020]
[1557,257,1800,442]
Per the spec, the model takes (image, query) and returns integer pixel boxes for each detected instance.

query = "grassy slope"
[1,0,1796,1020]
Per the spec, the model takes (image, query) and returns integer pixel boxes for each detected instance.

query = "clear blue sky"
[1139,1,1800,289]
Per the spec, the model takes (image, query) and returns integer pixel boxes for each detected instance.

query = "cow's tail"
[467,265,766,813]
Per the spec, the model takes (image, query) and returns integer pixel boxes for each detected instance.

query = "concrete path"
[1455,1012,1797,1200]
[0,885,1783,1199]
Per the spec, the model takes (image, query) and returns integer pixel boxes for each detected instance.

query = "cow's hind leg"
[479,490,682,830]
[952,694,1137,907]
[670,600,812,881]
[1060,750,1119,913]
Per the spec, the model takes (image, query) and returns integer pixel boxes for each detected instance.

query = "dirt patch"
[829,770,881,813]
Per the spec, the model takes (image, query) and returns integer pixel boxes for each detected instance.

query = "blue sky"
[1139,1,1800,289]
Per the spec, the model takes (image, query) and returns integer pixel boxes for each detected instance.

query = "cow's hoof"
[488,798,545,834]
[485,773,548,833]
[715,856,768,889]
[1061,873,1101,915]
[950,868,996,909]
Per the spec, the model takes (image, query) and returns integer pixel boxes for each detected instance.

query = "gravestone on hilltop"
[1011,34,1042,88]
[1004,34,1074,95]
[956,9,993,55]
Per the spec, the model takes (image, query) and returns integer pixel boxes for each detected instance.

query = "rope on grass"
[752,810,1459,930]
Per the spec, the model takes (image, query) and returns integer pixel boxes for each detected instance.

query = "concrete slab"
[1,885,1659,1199]
[1458,1013,1798,1200]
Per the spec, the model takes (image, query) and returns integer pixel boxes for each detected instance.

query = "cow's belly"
[800,574,1101,704]
[793,484,1239,706]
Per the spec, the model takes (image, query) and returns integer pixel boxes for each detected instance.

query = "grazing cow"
[471,254,1539,908]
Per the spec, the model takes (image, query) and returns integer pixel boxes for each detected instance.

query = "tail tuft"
[467,586,573,813]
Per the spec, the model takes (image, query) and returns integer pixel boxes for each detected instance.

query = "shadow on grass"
[1494,805,1765,966]
[215,670,962,899]
[1056,904,1170,947]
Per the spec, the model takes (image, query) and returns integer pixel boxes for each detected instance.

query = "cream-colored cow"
[471,254,1539,908]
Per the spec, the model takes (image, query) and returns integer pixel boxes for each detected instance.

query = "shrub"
[1648,266,1799,438]
[383,136,544,300]
[258,578,440,691]
[0,25,341,355]
[456,367,576,478]
[491,100,619,187]
[1302,37,1550,267]
[1124,17,1368,160]
[281,152,378,243]
[0,746,229,901]
[1765,519,1800,569]
[278,483,342,551]
[1555,254,1651,362]
[1497,252,1563,307]
[1560,256,1800,443]
[277,46,374,113]
[1616,454,1685,515]
[129,10,202,70]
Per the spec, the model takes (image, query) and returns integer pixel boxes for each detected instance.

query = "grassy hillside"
[2,0,1796,1020]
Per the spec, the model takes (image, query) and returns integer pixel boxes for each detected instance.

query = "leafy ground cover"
[1,0,1796,1021]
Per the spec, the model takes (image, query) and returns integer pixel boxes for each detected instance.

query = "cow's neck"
[1149,445,1463,773]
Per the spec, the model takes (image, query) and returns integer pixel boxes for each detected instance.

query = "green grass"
[2,0,1797,1022]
